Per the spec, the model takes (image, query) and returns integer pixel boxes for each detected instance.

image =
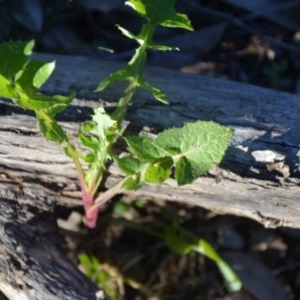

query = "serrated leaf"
[17,91,51,110]
[138,79,168,104]
[125,0,193,30]
[36,110,68,146]
[15,90,73,113]
[43,92,75,117]
[156,121,233,185]
[90,107,117,139]
[79,126,102,152]
[33,60,55,89]
[113,155,145,175]
[95,67,130,91]
[124,135,169,163]
[78,107,118,192]
[145,157,172,183]
[116,25,144,44]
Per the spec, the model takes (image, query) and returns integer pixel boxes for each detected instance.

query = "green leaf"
[138,79,168,104]
[164,225,194,255]
[122,173,144,190]
[15,91,70,112]
[33,60,56,89]
[15,60,48,94]
[0,74,17,99]
[156,121,233,185]
[36,110,68,146]
[194,240,242,292]
[144,157,172,183]
[78,107,118,192]
[43,92,75,117]
[163,223,242,293]
[175,156,193,185]
[95,67,130,92]
[0,40,34,79]
[89,107,117,139]
[15,59,55,92]
[113,155,145,175]
[79,126,100,152]
[17,92,55,110]
[85,150,107,191]
[113,201,132,216]
[116,25,144,45]
[124,135,169,163]
[125,0,193,30]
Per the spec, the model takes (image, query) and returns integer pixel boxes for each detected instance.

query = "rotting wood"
[0,53,300,298]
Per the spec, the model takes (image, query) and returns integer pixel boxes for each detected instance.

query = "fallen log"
[0,53,300,299]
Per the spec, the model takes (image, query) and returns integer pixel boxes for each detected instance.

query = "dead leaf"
[266,161,290,178]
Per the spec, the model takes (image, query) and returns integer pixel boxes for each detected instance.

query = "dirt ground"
[1,1,300,299]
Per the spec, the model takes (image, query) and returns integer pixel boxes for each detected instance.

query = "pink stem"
[85,178,127,228]
[79,177,99,228]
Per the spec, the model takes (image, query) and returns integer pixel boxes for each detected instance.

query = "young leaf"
[138,79,168,104]
[125,0,193,30]
[79,107,118,194]
[89,107,117,140]
[95,67,130,92]
[164,225,194,255]
[195,240,242,292]
[116,25,144,45]
[163,223,242,292]
[124,135,169,163]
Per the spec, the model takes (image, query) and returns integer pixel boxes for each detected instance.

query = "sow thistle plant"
[0,0,241,293]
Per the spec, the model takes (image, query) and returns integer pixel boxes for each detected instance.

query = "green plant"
[263,59,291,90]
[0,1,232,229]
[117,200,242,293]
[78,254,123,299]
[78,200,242,298]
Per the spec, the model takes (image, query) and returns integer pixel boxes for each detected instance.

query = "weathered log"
[0,53,300,298]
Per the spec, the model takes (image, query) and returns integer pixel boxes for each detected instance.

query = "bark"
[0,53,300,298]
